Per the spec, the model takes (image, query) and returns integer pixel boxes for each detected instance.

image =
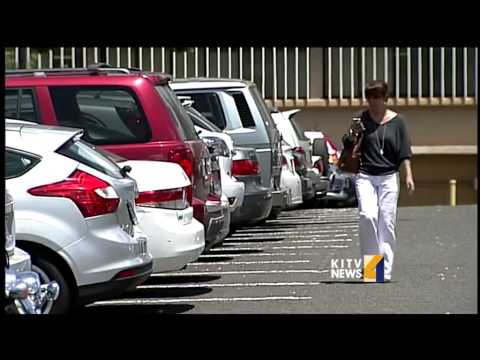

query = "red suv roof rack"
[6,63,170,80]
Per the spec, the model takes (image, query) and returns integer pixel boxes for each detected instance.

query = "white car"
[119,160,205,273]
[280,144,303,208]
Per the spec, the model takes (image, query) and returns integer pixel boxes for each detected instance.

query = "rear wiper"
[120,165,132,177]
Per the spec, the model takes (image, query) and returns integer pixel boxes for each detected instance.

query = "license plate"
[126,201,138,225]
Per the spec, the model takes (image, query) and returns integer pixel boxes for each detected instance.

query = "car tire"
[31,257,71,314]
[267,207,282,220]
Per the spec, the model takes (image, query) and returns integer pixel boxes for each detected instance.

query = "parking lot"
[83,204,477,314]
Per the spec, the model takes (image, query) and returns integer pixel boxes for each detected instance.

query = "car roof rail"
[5,63,144,77]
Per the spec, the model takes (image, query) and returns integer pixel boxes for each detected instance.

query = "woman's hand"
[406,174,415,195]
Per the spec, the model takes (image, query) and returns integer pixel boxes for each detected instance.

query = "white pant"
[354,172,400,280]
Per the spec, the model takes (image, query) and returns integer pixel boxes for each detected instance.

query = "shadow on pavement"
[143,274,221,285]
[194,256,235,263]
[123,286,212,298]
[80,303,195,314]
[205,248,263,255]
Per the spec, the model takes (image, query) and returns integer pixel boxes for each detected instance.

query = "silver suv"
[5,120,152,313]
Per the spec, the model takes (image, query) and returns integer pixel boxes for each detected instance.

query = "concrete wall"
[288,106,477,147]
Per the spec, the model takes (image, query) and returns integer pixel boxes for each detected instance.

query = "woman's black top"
[358,110,412,176]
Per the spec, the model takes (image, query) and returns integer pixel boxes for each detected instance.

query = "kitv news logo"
[330,255,384,282]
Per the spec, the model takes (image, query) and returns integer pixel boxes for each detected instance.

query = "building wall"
[289,105,477,147]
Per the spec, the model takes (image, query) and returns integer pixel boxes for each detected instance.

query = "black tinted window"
[290,117,309,141]
[179,92,227,130]
[57,139,124,179]
[227,91,256,128]
[155,86,199,140]
[5,89,39,123]
[5,149,40,179]
[186,107,222,132]
[50,86,151,145]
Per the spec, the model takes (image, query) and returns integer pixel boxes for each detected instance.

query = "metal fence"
[5,47,478,107]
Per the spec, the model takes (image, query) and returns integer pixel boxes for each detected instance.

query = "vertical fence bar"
[430,47,434,99]
[206,47,209,77]
[373,47,377,79]
[251,47,254,82]
[273,47,277,102]
[60,47,64,68]
[463,47,468,99]
[395,47,400,100]
[351,47,354,101]
[284,47,288,101]
[26,47,31,69]
[441,47,445,98]
[239,47,243,79]
[38,52,42,69]
[162,47,165,72]
[418,47,422,99]
[139,47,143,70]
[361,47,366,100]
[475,47,478,102]
[172,49,176,78]
[127,47,131,68]
[217,47,221,77]
[94,47,98,63]
[339,47,343,100]
[407,47,411,98]
[150,47,154,72]
[116,47,120,67]
[106,47,109,65]
[327,47,332,100]
[295,47,299,101]
[195,47,198,77]
[306,47,310,100]
[15,47,19,69]
[452,47,456,98]
[50,49,54,69]
[384,47,388,83]
[228,47,232,78]
[261,47,265,97]
[184,49,188,78]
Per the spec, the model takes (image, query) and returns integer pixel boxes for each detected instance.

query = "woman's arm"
[402,159,415,194]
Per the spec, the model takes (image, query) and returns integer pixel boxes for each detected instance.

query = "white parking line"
[198,252,301,258]
[272,245,350,250]
[234,225,359,233]
[92,296,312,305]
[208,247,265,252]
[225,233,350,241]
[225,238,353,246]
[137,282,322,289]
[151,269,329,276]
[188,260,310,266]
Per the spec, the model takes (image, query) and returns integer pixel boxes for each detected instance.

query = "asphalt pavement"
[83,204,477,314]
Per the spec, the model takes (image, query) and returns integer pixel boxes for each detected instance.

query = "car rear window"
[179,92,227,130]
[49,86,151,145]
[226,90,256,128]
[155,85,199,141]
[56,139,124,179]
[290,117,309,141]
[186,107,222,132]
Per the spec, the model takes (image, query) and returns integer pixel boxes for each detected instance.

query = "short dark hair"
[365,80,389,99]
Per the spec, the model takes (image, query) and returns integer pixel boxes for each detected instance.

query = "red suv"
[5,64,226,250]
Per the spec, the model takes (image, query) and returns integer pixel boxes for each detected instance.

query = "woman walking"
[354,80,415,282]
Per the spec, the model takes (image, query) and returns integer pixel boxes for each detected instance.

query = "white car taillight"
[28,170,120,218]
[135,186,191,210]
